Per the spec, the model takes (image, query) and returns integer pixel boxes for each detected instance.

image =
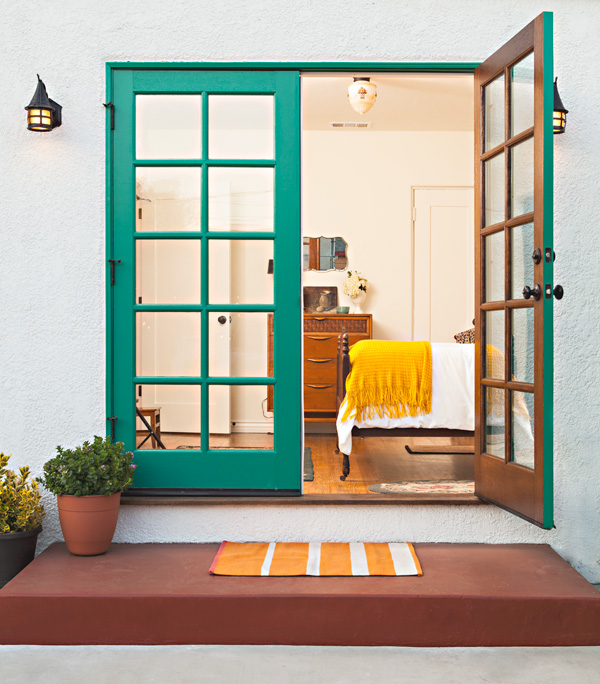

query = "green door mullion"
[200,91,210,454]
[134,231,275,240]
[134,376,275,385]
[134,159,275,167]
[133,304,276,313]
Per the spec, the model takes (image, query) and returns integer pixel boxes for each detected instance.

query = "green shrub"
[36,436,136,497]
[0,453,46,533]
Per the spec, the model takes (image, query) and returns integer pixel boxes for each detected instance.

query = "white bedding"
[336,343,475,455]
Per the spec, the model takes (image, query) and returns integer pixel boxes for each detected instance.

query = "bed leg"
[340,453,350,481]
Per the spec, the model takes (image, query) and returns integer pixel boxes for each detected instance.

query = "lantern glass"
[553,110,566,134]
[27,107,53,131]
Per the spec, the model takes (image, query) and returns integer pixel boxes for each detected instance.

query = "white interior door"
[412,186,474,342]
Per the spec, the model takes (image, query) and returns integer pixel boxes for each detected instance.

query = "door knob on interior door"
[217,315,228,325]
[523,284,541,301]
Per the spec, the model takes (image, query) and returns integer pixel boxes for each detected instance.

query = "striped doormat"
[210,541,422,577]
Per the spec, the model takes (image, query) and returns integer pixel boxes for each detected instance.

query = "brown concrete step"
[0,542,598,646]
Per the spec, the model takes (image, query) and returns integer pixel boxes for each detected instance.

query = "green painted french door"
[108,69,302,492]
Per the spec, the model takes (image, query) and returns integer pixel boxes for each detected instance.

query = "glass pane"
[484,153,504,227]
[136,313,201,377]
[484,386,505,459]
[208,95,274,159]
[209,385,273,450]
[136,168,201,232]
[510,52,535,137]
[136,240,201,304]
[303,239,310,270]
[511,307,534,383]
[510,222,534,299]
[484,73,505,151]
[136,385,200,449]
[209,240,273,305]
[484,231,504,302]
[209,312,270,377]
[511,391,534,469]
[208,167,274,232]
[136,95,202,160]
[484,310,504,380]
[510,137,534,218]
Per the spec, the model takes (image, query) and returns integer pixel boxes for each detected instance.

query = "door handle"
[217,315,228,325]
[522,284,541,301]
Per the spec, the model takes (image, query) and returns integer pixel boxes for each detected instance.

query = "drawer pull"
[306,335,333,341]
[306,384,333,389]
[307,358,334,363]
[313,317,326,321]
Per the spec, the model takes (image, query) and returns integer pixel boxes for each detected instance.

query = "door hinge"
[103,102,115,130]
[106,416,118,440]
[108,258,121,286]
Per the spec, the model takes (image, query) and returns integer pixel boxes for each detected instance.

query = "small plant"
[0,454,45,533]
[36,436,136,497]
[343,270,368,298]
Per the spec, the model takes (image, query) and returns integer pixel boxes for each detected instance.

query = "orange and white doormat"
[209,541,422,577]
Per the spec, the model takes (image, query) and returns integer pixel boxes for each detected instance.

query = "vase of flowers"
[0,453,45,588]
[37,436,136,556]
[342,270,368,313]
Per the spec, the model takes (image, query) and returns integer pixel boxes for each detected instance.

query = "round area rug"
[369,479,475,494]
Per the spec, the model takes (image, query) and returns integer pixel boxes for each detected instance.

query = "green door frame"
[106,61,482,495]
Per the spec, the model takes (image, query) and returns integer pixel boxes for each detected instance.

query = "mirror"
[303,237,348,271]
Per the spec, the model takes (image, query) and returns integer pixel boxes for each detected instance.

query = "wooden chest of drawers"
[267,313,372,422]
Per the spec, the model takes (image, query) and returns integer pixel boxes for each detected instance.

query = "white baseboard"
[231,420,274,434]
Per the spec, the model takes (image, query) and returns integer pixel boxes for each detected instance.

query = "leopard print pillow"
[454,328,475,344]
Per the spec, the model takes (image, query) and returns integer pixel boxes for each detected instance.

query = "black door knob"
[217,315,227,325]
[523,284,542,301]
[553,285,564,300]
[532,248,542,264]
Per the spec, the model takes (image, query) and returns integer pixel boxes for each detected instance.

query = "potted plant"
[343,270,369,313]
[0,453,45,588]
[37,436,136,556]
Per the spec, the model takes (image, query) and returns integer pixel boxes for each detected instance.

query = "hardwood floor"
[304,433,474,496]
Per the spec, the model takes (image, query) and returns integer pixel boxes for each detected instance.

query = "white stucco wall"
[1,1,599,582]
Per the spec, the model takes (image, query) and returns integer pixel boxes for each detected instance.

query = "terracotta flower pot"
[57,493,121,556]
[0,527,42,588]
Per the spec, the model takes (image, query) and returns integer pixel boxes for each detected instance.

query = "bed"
[335,334,475,481]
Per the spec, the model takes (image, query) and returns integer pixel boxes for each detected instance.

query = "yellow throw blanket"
[342,340,432,422]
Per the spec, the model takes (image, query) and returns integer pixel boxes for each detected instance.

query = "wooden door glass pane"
[136,240,201,304]
[484,231,504,302]
[484,152,504,226]
[208,385,273,450]
[483,73,505,151]
[484,310,505,379]
[209,239,273,305]
[208,167,274,232]
[510,137,534,217]
[136,312,201,376]
[510,52,535,137]
[511,307,534,383]
[136,168,201,232]
[510,222,534,299]
[136,95,202,160]
[136,385,201,449]
[208,312,271,377]
[484,386,505,459]
[208,95,274,160]
[511,390,535,469]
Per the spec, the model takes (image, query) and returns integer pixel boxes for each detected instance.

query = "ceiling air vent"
[330,122,372,129]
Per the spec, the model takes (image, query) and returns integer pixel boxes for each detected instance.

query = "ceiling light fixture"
[347,77,377,115]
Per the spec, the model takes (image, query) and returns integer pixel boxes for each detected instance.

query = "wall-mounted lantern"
[553,78,568,134]
[25,75,62,132]
[347,77,377,115]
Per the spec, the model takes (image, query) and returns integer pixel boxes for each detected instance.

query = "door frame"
[105,61,481,494]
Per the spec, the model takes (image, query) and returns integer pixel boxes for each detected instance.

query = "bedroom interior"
[132,69,535,499]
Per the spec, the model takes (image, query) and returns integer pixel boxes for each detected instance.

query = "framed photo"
[303,286,338,313]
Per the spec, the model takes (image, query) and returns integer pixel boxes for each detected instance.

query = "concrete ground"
[1,646,599,684]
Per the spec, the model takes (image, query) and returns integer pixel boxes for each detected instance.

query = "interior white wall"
[1,0,599,582]
[302,130,474,341]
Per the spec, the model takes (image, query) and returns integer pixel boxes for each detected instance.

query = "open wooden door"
[474,12,557,528]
